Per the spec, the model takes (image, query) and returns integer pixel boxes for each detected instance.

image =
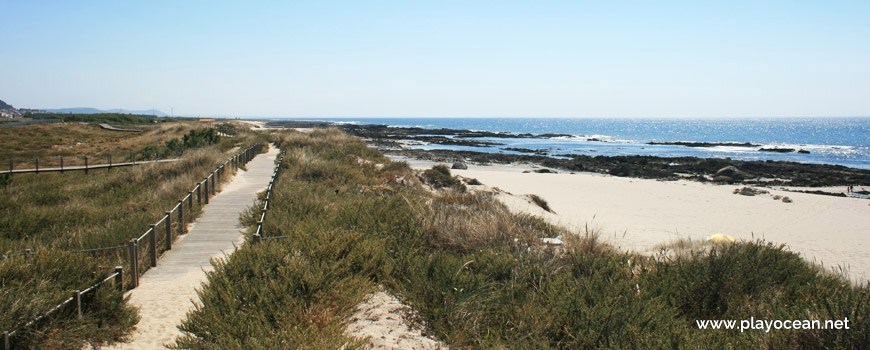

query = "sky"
[1,0,869,118]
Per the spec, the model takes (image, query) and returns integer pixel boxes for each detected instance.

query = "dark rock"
[714,176,734,183]
[451,162,468,170]
[648,141,759,148]
[713,166,750,180]
[759,148,795,153]
[734,187,769,196]
[381,145,870,187]
[609,165,630,177]
[797,149,811,154]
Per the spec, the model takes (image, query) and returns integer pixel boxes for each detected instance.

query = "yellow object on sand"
[708,233,736,244]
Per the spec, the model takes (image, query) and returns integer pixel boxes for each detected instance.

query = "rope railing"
[0,143,265,349]
[2,267,124,350]
[250,149,286,245]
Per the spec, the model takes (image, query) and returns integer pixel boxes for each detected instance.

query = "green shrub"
[422,165,466,192]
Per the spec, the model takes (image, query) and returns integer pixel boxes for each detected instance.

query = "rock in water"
[759,147,795,153]
[451,162,468,170]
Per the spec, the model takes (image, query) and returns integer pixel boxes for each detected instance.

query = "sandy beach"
[396,157,870,283]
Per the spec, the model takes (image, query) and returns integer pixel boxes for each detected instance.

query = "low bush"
[422,164,466,192]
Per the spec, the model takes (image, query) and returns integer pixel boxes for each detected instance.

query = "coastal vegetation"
[0,121,242,170]
[50,113,190,125]
[174,129,869,349]
[0,119,267,348]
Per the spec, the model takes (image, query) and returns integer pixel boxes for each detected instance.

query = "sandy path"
[107,146,280,349]
[397,158,870,283]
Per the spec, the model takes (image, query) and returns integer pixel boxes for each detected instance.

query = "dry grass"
[420,191,567,253]
[0,122,209,169]
[652,237,713,257]
[527,193,554,213]
[0,125,269,349]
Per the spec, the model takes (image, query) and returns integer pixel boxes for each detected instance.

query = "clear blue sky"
[1,0,868,118]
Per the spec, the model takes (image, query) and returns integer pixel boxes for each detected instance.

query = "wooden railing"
[1,152,177,175]
[0,144,265,350]
[251,149,286,244]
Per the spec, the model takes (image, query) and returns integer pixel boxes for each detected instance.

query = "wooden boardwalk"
[98,123,143,132]
[107,146,279,349]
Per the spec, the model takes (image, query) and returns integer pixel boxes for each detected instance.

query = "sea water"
[275,117,870,170]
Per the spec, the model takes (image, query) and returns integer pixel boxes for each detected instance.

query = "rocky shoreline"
[385,148,870,188]
[263,120,870,188]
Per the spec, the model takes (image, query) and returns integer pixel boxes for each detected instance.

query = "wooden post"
[24,248,31,261]
[149,225,157,267]
[60,156,64,173]
[203,179,209,204]
[210,173,216,195]
[257,220,264,237]
[253,234,261,244]
[108,154,112,171]
[197,185,202,206]
[114,266,124,291]
[165,212,172,250]
[74,290,82,319]
[128,239,138,288]
[3,331,9,350]
[178,200,184,235]
[84,156,88,174]
[35,157,38,174]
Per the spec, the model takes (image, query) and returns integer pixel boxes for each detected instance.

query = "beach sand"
[400,158,870,283]
[345,289,448,350]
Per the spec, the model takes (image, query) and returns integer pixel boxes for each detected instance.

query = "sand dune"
[421,161,869,283]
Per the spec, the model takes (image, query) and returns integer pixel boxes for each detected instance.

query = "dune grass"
[0,123,268,349]
[0,121,259,170]
[174,128,869,349]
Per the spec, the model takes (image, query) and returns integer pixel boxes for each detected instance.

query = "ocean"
[275,117,870,170]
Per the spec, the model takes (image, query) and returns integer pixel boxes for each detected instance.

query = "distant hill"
[43,107,167,116]
[0,99,14,110]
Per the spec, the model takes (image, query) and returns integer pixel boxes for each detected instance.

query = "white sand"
[237,119,267,129]
[413,161,869,283]
[237,119,317,132]
[345,290,448,350]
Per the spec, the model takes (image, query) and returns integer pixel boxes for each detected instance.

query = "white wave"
[549,134,634,143]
